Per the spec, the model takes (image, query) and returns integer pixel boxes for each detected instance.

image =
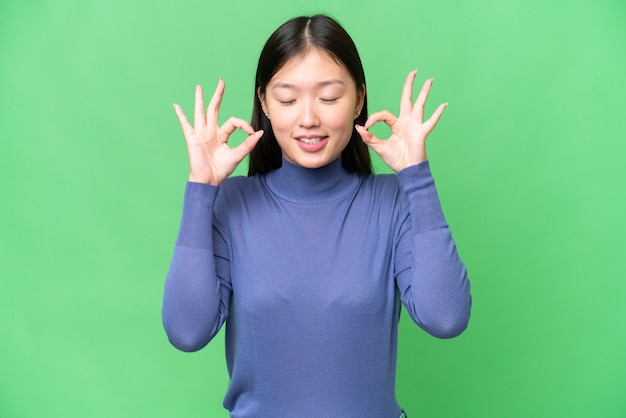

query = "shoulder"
[352,172,408,217]
[220,174,257,191]
[214,174,269,211]
[358,172,403,199]
[216,175,264,201]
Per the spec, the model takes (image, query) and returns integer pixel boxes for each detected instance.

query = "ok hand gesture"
[355,70,447,173]
[173,79,264,186]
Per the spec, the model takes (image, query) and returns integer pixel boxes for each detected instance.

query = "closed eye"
[320,98,338,103]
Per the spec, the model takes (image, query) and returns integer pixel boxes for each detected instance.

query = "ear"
[257,87,267,114]
[355,83,366,117]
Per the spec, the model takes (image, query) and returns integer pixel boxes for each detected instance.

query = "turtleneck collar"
[264,157,360,204]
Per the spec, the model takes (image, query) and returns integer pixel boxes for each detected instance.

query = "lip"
[294,135,329,152]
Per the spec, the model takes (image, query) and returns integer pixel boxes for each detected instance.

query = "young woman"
[163,14,471,418]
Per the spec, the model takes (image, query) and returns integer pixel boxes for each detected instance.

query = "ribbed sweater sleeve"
[395,161,472,338]
[162,182,230,352]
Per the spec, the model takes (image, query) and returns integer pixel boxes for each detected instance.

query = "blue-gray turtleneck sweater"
[163,158,471,418]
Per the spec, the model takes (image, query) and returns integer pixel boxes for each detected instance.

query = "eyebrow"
[271,79,346,89]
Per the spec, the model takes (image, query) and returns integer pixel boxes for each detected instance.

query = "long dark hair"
[248,14,371,176]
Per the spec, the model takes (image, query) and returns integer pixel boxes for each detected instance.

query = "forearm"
[395,161,472,338]
[162,182,228,351]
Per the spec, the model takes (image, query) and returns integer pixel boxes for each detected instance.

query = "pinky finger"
[173,103,194,138]
[423,102,448,135]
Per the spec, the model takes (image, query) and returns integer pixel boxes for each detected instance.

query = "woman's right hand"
[173,79,264,186]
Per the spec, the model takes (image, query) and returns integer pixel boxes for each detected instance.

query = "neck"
[264,158,359,203]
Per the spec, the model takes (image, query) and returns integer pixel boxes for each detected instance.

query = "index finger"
[363,110,398,130]
[220,117,256,138]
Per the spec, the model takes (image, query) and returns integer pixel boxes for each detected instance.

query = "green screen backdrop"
[1,0,625,417]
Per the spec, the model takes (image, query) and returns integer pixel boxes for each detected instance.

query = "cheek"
[267,109,295,132]
[324,108,356,132]
[325,114,355,153]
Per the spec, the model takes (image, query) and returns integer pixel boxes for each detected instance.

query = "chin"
[288,154,338,169]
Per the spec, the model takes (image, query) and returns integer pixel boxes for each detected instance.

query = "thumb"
[232,130,264,162]
[355,125,386,157]
[355,124,378,146]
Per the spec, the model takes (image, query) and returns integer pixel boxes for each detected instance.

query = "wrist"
[393,151,427,173]
[188,173,221,186]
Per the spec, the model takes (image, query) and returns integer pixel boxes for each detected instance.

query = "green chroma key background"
[1,0,625,416]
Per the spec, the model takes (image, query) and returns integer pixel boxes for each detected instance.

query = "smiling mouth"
[297,137,325,144]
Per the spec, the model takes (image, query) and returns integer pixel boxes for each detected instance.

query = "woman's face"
[259,49,364,169]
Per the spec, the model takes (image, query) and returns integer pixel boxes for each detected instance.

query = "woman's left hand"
[355,70,447,173]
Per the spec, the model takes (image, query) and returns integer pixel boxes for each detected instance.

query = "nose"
[298,100,320,128]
